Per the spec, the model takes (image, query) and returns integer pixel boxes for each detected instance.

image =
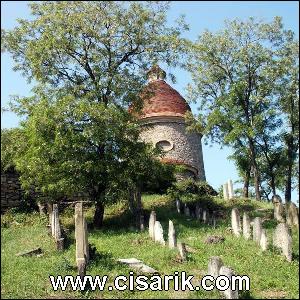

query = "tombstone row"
[231,208,292,262]
[176,199,217,227]
[149,211,187,261]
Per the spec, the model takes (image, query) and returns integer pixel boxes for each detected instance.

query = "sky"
[1,1,299,202]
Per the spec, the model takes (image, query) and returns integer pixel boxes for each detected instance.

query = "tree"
[277,39,299,202]
[185,17,298,200]
[2,1,187,226]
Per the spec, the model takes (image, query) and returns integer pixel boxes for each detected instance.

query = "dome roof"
[130,65,191,119]
[140,80,191,119]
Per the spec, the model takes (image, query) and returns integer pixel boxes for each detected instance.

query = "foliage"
[1,128,26,172]
[141,162,176,194]
[2,1,187,215]
[186,17,299,200]
[167,178,218,203]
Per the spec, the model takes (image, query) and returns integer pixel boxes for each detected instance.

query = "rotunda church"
[138,65,206,181]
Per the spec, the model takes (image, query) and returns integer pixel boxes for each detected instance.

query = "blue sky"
[1,1,299,201]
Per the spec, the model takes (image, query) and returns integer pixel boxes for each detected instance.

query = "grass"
[1,195,299,299]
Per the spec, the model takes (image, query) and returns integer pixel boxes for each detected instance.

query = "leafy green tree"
[277,39,299,202]
[2,1,187,226]
[1,128,26,172]
[186,17,298,200]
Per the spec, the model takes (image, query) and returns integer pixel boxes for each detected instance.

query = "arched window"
[155,140,173,152]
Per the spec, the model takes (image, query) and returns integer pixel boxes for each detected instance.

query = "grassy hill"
[1,195,299,299]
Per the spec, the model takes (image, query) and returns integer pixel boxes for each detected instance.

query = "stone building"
[137,65,206,181]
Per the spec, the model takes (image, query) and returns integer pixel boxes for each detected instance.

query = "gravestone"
[219,266,239,299]
[253,217,262,243]
[176,199,181,214]
[196,204,202,220]
[207,256,223,278]
[212,211,217,228]
[260,229,268,251]
[184,204,190,217]
[203,210,208,224]
[149,211,156,240]
[117,258,158,274]
[140,214,145,231]
[75,202,89,277]
[168,220,177,249]
[51,204,64,250]
[154,221,165,245]
[231,208,241,236]
[223,183,229,200]
[228,179,234,199]
[274,202,285,223]
[286,202,299,228]
[272,194,282,204]
[273,223,292,262]
[178,242,187,261]
[242,212,251,240]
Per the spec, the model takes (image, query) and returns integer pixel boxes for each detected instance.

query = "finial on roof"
[147,65,166,82]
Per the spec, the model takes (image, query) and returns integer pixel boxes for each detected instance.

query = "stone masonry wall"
[1,171,23,210]
[1,171,90,212]
[140,119,206,181]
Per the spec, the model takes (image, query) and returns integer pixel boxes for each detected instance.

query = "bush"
[167,178,218,204]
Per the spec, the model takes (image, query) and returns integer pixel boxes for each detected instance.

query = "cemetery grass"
[1,195,299,299]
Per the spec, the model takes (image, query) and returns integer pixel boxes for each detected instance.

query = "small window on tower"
[156,140,173,152]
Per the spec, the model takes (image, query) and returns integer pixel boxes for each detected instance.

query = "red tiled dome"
[139,79,191,119]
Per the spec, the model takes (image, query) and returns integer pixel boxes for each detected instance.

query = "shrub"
[167,178,218,204]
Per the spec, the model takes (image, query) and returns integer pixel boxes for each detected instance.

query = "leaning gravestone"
[228,179,234,199]
[208,256,223,278]
[274,202,285,223]
[242,212,251,240]
[260,229,268,251]
[154,221,165,245]
[149,211,156,240]
[168,220,177,249]
[231,208,241,236]
[219,266,239,299]
[253,217,262,243]
[178,242,187,261]
[273,223,292,262]
[117,258,158,274]
[223,183,229,200]
[75,202,89,277]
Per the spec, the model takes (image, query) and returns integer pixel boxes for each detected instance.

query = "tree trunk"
[93,201,105,229]
[284,139,293,203]
[270,174,276,197]
[249,138,261,200]
[243,170,250,198]
[135,185,143,230]
[128,188,135,214]
[285,164,292,203]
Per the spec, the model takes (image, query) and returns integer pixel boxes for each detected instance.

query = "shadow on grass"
[239,290,255,299]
